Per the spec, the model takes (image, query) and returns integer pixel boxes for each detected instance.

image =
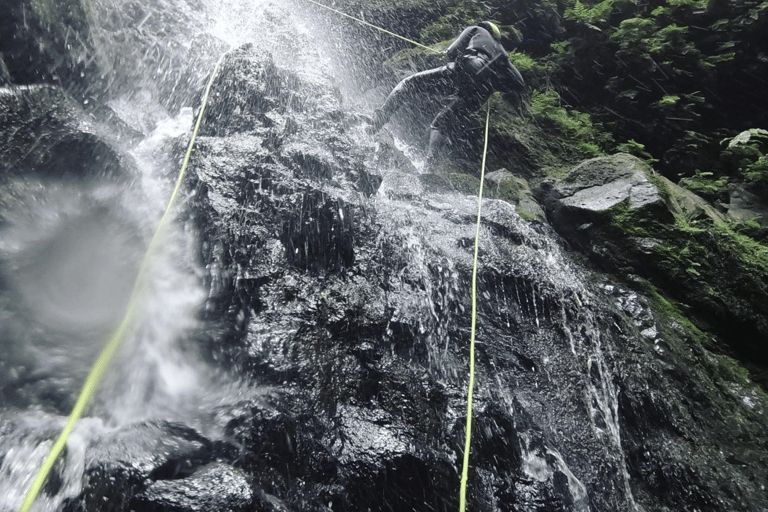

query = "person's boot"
[424,128,446,172]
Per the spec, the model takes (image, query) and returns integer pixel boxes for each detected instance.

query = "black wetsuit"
[372,25,525,163]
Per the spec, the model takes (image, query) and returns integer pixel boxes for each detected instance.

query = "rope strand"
[299,0,442,54]
[459,103,492,512]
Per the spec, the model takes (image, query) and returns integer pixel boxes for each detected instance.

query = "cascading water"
[0,96,207,512]
[1,2,227,509]
[2,0,767,511]
[0,1,384,509]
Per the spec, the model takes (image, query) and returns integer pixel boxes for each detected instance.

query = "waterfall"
[2,1,767,511]
[1,2,220,509]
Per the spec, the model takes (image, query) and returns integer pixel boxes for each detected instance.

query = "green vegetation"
[507,52,540,72]
[721,129,768,194]
[379,0,768,396]
[413,0,768,186]
[614,139,657,163]
[419,2,493,44]
[400,0,767,187]
[678,170,729,201]
[529,89,609,158]
[565,0,625,24]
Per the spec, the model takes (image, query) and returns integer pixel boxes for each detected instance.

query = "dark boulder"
[0,0,95,93]
[0,85,136,181]
[71,421,214,511]
[130,463,254,512]
[542,153,768,382]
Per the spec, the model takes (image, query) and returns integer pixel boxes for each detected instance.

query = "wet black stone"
[0,85,132,182]
[279,191,354,272]
[130,462,254,512]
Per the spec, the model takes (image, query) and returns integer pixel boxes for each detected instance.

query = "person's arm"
[446,26,476,62]
[499,60,526,106]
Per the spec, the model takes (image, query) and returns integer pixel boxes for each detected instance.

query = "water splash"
[209,0,336,85]
[0,413,100,512]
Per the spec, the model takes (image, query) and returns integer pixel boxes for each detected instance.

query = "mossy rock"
[485,169,546,221]
[418,173,452,192]
[447,172,481,194]
[545,153,671,231]
[418,171,480,195]
[545,153,768,387]
[383,44,449,81]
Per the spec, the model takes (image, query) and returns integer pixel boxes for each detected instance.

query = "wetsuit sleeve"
[446,27,476,62]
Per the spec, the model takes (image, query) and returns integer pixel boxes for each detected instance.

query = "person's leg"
[425,83,488,169]
[424,127,448,170]
[424,96,459,169]
[370,65,455,132]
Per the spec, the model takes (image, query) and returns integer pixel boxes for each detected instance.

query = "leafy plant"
[678,170,729,201]
[530,89,609,157]
[721,129,768,192]
[615,139,657,163]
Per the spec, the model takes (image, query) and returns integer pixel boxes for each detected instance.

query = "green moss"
[517,209,539,222]
[648,285,768,395]
[508,51,540,72]
[383,43,448,77]
[418,1,492,44]
[678,170,729,201]
[447,173,481,194]
[717,354,752,383]
[615,139,657,163]
[610,197,768,350]
[658,94,681,107]
[607,199,652,237]
[487,178,518,202]
[420,21,455,44]
[648,287,711,348]
[482,93,571,177]
[529,89,609,159]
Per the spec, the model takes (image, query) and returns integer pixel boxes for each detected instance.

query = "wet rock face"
[56,421,254,512]
[177,46,768,512]
[0,85,132,181]
[131,463,254,512]
[279,190,355,272]
[188,45,375,285]
[4,30,766,512]
[0,0,94,92]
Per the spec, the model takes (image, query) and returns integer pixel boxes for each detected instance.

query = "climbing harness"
[460,103,491,512]
[18,51,228,512]
[299,0,442,55]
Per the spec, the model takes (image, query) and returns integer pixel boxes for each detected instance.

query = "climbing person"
[367,21,525,169]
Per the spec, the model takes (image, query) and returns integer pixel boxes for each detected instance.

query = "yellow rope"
[459,103,491,512]
[18,51,227,512]
[300,0,442,54]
